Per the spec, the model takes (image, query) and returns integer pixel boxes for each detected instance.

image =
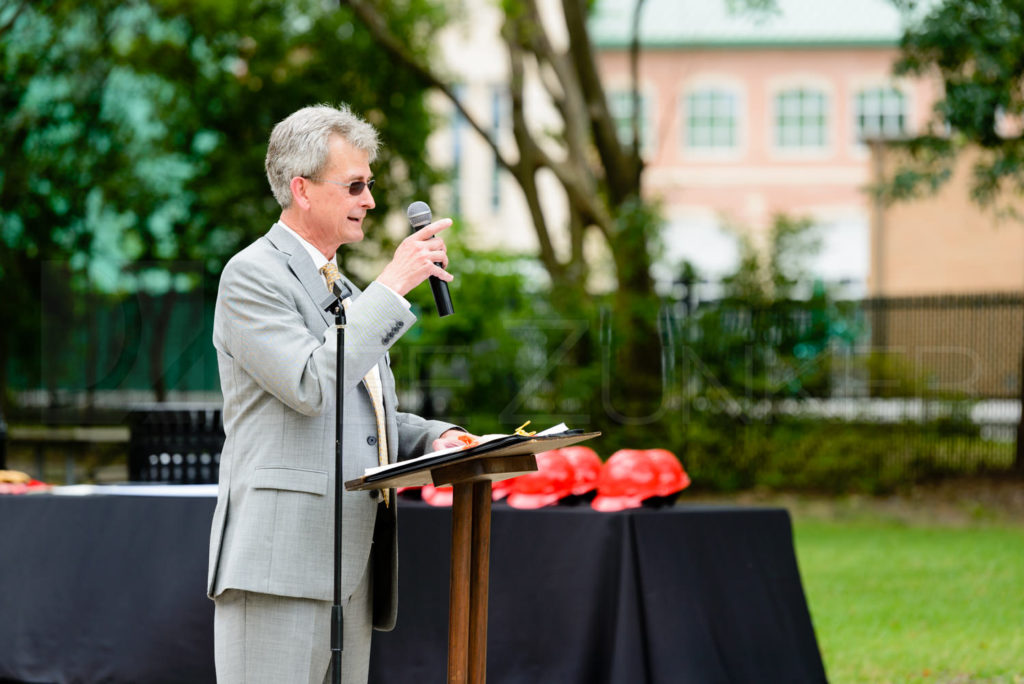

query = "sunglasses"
[305,177,375,196]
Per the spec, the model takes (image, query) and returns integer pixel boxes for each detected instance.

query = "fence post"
[1016,308,1024,474]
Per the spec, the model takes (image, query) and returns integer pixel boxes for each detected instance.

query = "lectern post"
[445,479,493,684]
[434,458,523,684]
[468,480,492,684]
[447,482,473,683]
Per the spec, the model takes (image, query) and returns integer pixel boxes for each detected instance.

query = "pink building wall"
[597,46,939,230]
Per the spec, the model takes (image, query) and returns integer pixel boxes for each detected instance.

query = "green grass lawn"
[794,518,1024,683]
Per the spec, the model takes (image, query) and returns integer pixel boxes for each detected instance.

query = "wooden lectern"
[346,431,599,684]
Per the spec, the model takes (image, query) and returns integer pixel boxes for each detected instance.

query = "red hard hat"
[491,475,518,501]
[506,450,575,509]
[421,483,454,507]
[591,449,660,512]
[645,449,691,498]
[559,446,602,496]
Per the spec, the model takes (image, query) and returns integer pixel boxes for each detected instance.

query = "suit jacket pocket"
[251,466,328,496]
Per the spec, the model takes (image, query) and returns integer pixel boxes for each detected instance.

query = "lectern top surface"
[345,430,601,491]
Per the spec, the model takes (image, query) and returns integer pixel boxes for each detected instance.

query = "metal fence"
[863,293,1023,400]
[5,289,1022,483]
[860,293,1022,476]
[682,292,1023,480]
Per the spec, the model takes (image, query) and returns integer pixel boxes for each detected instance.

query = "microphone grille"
[407,201,432,228]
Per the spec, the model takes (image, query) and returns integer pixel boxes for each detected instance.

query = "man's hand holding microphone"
[377,201,465,448]
[376,202,455,316]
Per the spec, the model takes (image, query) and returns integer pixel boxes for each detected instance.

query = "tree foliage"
[694,217,843,404]
[886,0,1024,206]
[0,0,439,404]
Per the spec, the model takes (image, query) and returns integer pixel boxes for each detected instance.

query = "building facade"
[433,0,940,296]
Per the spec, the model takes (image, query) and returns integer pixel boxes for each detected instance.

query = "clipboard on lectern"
[344,425,601,491]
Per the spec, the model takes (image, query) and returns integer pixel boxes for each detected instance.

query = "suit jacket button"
[367,436,378,446]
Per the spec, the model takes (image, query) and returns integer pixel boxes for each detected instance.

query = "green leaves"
[890,0,1024,203]
[0,0,439,397]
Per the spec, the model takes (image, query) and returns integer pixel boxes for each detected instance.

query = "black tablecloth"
[0,496,825,684]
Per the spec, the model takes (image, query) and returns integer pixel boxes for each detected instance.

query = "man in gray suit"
[208,103,469,683]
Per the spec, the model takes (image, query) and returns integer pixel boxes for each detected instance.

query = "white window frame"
[848,78,917,158]
[773,87,830,152]
[853,86,908,142]
[682,86,745,158]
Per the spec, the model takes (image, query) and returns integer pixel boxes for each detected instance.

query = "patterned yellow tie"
[320,263,390,506]
[320,262,342,293]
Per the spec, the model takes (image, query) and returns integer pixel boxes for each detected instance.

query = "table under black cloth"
[0,495,826,684]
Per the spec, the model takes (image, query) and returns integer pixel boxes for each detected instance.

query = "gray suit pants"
[214,556,374,684]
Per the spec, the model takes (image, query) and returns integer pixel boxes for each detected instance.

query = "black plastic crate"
[128,406,224,484]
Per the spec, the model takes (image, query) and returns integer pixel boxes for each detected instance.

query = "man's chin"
[341,221,364,243]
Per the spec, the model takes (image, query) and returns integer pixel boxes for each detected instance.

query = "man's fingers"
[410,218,452,240]
[432,436,462,451]
[427,250,448,269]
[383,218,453,292]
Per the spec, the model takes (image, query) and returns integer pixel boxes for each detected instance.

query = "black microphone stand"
[325,283,349,684]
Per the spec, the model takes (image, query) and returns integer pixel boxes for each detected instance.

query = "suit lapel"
[266,223,336,328]
[293,252,337,329]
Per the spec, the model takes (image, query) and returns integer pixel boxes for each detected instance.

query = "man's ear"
[290,176,312,210]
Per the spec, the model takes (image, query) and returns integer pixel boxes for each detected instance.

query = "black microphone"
[406,201,454,317]
[331,281,352,302]
[321,272,352,313]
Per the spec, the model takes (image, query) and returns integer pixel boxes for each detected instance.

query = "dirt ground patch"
[685,476,1024,528]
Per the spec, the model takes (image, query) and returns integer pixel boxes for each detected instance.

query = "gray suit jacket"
[207,223,455,630]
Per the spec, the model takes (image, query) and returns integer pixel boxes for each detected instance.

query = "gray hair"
[265,103,380,208]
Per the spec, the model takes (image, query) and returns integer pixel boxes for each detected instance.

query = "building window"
[685,88,738,149]
[608,89,653,155]
[774,88,828,149]
[855,87,907,141]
